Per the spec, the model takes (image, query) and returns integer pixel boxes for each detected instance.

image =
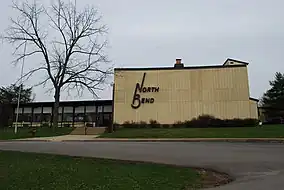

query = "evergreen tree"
[261,72,284,118]
[0,84,34,128]
[0,84,34,104]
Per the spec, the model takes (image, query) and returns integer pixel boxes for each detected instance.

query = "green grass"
[100,125,284,138]
[0,151,202,190]
[0,127,73,140]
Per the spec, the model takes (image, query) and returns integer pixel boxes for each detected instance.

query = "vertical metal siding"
[114,66,256,124]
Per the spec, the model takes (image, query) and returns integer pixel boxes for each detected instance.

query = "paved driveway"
[0,141,283,190]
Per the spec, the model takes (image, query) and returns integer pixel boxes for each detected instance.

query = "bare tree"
[2,0,113,129]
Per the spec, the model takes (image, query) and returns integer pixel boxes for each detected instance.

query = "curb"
[61,138,284,143]
[0,140,52,142]
[1,138,284,143]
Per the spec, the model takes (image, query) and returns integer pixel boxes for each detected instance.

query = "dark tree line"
[0,84,34,104]
[0,84,33,128]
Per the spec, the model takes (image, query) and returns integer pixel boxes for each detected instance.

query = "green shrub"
[239,118,259,127]
[112,122,121,131]
[161,124,171,128]
[120,115,258,128]
[137,121,148,128]
[192,115,217,128]
[222,118,243,128]
[113,122,120,128]
[173,121,184,128]
[187,115,258,128]
[28,127,37,137]
[149,119,160,128]
[122,121,136,128]
[122,121,149,128]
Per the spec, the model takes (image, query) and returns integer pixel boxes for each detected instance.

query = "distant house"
[258,106,284,124]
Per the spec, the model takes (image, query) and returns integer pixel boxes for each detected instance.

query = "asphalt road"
[0,141,283,190]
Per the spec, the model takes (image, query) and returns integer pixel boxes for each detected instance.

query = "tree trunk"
[52,89,60,130]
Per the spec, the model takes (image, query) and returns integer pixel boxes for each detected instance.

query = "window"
[98,106,103,113]
[33,113,41,122]
[22,113,32,122]
[23,107,32,113]
[104,105,112,113]
[58,114,63,122]
[59,107,63,114]
[63,113,73,122]
[42,107,52,113]
[74,113,85,122]
[103,113,112,126]
[85,113,96,122]
[42,114,51,122]
[14,108,23,114]
[63,106,73,123]
[33,107,42,122]
[64,107,73,114]
[13,113,24,122]
[86,106,96,113]
[42,107,52,122]
[75,106,85,113]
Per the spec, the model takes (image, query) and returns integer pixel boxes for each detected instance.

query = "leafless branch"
[12,50,42,65]
[15,66,47,84]
[2,0,112,127]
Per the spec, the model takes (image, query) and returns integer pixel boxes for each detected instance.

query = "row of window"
[14,105,112,114]
[14,113,112,127]
[13,105,113,127]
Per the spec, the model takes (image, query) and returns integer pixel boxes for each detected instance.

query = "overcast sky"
[0,0,284,102]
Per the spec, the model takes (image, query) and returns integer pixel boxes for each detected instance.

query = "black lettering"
[131,73,146,109]
[136,73,146,93]
[131,94,141,109]
[136,83,142,93]
[155,87,159,92]
[131,73,159,109]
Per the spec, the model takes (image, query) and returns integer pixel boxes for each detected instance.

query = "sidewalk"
[12,136,284,143]
[14,135,99,142]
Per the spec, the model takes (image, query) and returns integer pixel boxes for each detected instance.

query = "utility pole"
[15,41,27,134]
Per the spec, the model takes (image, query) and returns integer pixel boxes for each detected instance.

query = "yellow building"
[113,58,259,124]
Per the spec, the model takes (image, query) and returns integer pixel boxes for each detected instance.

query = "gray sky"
[0,0,284,102]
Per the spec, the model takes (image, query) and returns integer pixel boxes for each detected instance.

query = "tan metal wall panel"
[249,100,259,119]
[114,66,254,124]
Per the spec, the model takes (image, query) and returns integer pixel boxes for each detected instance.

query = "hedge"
[116,115,259,128]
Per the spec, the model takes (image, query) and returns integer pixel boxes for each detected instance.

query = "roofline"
[10,99,112,106]
[114,64,247,71]
[223,58,249,66]
[30,99,112,103]
[249,97,259,102]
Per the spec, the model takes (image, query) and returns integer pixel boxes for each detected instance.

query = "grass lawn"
[0,151,202,190]
[0,127,73,140]
[100,125,284,138]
